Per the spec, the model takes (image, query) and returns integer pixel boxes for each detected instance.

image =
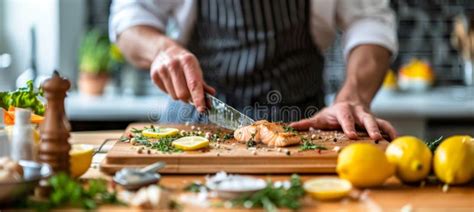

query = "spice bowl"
[206,172,267,199]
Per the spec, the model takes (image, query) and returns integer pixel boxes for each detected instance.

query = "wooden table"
[72,131,474,211]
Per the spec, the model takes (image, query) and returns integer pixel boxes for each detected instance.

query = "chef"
[109,0,398,140]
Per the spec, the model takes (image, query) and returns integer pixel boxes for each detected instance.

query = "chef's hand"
[290,101,397,140]
[150,45,216,112]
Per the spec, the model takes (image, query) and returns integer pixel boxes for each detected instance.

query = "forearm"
[335,44,391,107]
[116,26,176,69]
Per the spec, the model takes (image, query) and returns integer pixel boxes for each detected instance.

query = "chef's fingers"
[289,118,314,130]
[180,53,207,112]
[158,66,177,100]
[168,60,191,102]
[335,104,358,139]
[204,83,216,95]
[357,112,382,140]
[376,119,398,140]
[150,71,166,93]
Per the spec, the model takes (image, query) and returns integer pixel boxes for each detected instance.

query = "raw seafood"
[234,120,301,147]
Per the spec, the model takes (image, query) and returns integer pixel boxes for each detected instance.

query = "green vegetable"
[150,136,182,153]
[299,137,327,151]
[246,133,257,148]
[424,136,444,153]
[0,80,45,115]
[14,173,120,211]
[231,174,305,211]
[282,125,296,133]
[79,30,113,74]
[184,182,207,193]
[120,125,183,153]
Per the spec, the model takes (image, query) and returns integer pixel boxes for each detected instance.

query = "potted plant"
[78,30,114,96]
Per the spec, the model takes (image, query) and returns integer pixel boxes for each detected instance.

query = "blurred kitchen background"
[0,0,473,140]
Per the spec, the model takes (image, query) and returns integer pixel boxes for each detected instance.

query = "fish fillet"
[233,120,301,147]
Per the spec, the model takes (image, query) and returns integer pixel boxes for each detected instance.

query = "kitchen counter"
[72,130,474,211]
[66,92,168,121]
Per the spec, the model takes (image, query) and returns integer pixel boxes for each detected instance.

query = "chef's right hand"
[150,45,216,112]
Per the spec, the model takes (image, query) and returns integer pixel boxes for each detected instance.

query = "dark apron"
[160,0,325,123]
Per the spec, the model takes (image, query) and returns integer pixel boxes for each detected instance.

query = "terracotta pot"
[78,72,109,96]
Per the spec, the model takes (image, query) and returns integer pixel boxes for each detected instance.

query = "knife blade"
[205,94,255,130]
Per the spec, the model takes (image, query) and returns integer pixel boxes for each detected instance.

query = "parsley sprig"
[231,174,305,211]
[15,173,120,210]
[299,137,327,151]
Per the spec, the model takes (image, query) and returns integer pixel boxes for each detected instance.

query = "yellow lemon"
[70,144,94,178]
[337,143,395,188]
[382,69,398,89]
[385,136,432,183]
[172,136,209,151]
[434,135,473,185]
[304,177,352,201]
[142,127,179,139]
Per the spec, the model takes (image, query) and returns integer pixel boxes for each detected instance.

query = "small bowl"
[0,160,52,205]
[206,175,267,199]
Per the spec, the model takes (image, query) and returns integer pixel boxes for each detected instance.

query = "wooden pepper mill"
[39,71,71,173]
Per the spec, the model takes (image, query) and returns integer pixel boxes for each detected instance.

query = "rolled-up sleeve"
[109,0,169,43]
[336,0,398,60]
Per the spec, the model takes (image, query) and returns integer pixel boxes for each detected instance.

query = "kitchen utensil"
[113,161,165,190]
[206,94,255,130]
[0,160,53,204]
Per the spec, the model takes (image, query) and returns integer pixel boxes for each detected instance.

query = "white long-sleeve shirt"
[109,0,398,60]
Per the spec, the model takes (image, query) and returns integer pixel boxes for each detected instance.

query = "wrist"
[334,84,371,108]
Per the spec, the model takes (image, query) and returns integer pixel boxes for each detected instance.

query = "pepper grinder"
[38,71,71,173]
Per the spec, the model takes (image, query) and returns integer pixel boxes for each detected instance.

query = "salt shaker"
[0,109,11,157]
[11,108,35,161]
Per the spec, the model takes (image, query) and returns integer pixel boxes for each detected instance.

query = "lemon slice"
[304,178,352,201]
[70,144,94,178]
[172,136,209,151]
[142,127,179,138]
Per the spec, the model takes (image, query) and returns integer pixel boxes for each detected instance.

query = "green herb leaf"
[424,136,444,153]
[299,138,327,151]
[231,174,304,211]
[0,80,45,115]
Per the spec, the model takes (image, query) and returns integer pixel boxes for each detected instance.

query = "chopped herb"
[299,138,327,151]
[282,125,296,133]
[184,182,207,193]
[247,133,257,148]
[14,173,121,210]
[425,136,444,153]
[223,133,234,140]
[231,174,304,211]
[119,136,129,142]
[150,136,182,153]
[130,128,143,133]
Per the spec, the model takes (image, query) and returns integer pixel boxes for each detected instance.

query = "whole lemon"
[337,143,395,188]
[434,135,473,185]
[385,136,432,183]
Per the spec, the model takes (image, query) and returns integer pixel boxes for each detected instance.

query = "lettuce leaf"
[0,80,45,115]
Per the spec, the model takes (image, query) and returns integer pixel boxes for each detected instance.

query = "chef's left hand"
[290,101,397,140]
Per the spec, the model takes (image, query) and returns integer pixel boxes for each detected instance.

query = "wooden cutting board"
[100,123,389,175]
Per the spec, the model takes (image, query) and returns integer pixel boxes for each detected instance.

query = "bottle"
[11,108,34,161]
[0,109,10,157]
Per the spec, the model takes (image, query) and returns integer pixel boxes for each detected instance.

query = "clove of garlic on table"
[119,185,171,209]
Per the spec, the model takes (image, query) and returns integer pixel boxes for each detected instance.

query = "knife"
[205,94,255,130]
